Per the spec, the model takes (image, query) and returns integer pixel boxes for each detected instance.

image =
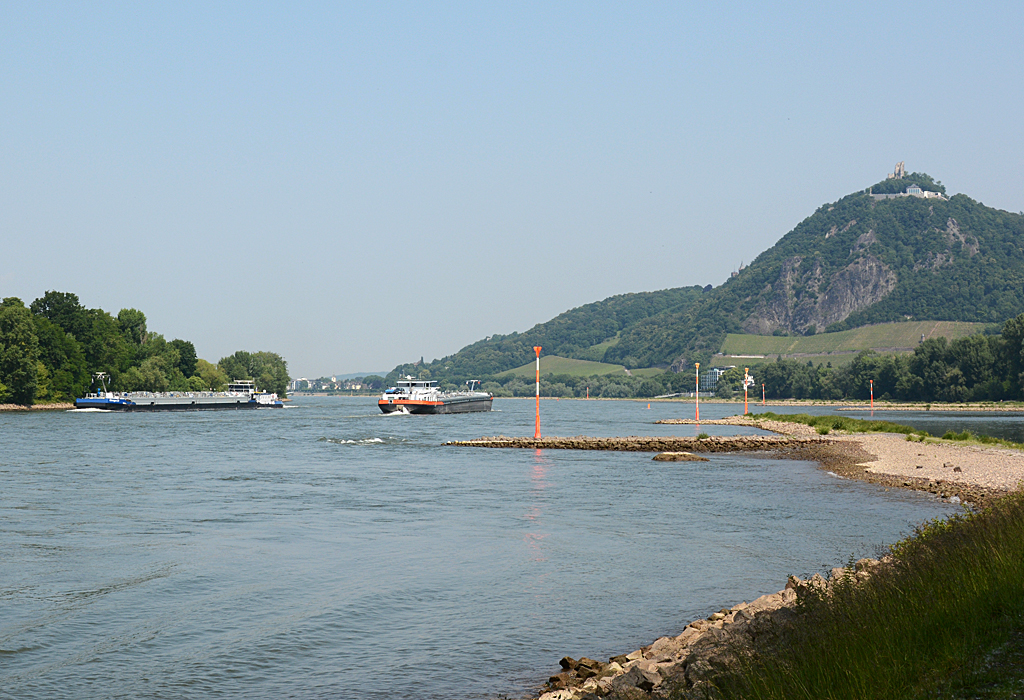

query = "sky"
[3,2,1023,378]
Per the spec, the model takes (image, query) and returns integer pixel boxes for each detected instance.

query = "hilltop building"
[886,161,906,180]
[871,185,946,201]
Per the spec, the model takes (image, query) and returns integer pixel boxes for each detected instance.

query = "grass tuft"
[751,411,928,436]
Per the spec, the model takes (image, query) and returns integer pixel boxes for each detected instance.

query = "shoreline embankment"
[0,403,75,412]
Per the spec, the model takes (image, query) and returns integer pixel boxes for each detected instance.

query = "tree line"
[750,314,1024,402]
[0,291,289,405]
[381,313,1024,402]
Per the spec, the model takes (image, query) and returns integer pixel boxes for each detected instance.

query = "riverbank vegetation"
[382,313,1024,402]
[701,491,1024,700]
[0,292,289,405]
[748,411,928,436]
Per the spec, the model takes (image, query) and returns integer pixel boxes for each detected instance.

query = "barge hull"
[378,397,493,414]
[75,399,268,411]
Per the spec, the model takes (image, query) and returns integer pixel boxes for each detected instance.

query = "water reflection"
[524,449,552,562]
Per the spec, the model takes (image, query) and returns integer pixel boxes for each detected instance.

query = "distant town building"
[700,366,733,392]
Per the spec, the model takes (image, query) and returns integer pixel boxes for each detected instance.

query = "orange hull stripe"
[378,400,443,406]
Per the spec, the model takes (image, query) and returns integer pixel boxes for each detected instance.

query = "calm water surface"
[1,398,969,699]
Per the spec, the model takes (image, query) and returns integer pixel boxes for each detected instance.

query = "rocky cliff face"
[739,213,982,337]
[742,249,897,335]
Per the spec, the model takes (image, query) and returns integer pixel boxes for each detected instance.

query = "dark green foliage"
[32,316,89,401]
[117,308,147,346]
[0,291,291,403]
[218,350,289,396]
[752,314,1024,402]
[168,339,198,378]
[0,298,40,405]
[707,492,1024,699]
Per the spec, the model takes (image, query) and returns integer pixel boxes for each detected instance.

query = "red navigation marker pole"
[534,346,542,439]
[762,383,765,406]
[694,362,700,423]
[870,379,874,410]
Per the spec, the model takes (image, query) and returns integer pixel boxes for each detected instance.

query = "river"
[1,398,977,699]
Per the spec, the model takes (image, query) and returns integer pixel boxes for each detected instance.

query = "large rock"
[653,452,709,462]
[611,666,663,693]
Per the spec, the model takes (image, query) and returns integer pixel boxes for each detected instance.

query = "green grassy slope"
[497,356,627,378]
[721,321,989,356]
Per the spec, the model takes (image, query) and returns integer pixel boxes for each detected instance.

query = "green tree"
[120,356,170,392]
[0,298,41,405]
[168,339,198,378]
[117,308,147,346]
[218,350,289,396]
[32,315,89,401]
[196,358,229,391]
[30,291,89,339]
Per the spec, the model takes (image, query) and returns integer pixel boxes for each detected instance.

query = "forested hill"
[389,172,1024,383]
[602,173,1024,370]
[387,285,706,381]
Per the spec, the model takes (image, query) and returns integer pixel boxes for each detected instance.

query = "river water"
[0,398,978,699]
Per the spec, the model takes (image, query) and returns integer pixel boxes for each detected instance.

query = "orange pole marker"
[870,379,874,410]
[762,383,765,406]
[534,346,542,439]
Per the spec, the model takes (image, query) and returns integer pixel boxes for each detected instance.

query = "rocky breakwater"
[445,435,828,454]
[533,558,889,700]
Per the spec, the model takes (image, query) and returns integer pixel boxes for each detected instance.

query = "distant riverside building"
[700,366,733,392]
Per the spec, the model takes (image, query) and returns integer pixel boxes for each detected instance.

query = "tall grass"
[704,492,1024,699]
[940,429,1024,450]
[751,411,927,436]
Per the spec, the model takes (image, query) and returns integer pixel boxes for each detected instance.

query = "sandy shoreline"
[658,416,1024,505]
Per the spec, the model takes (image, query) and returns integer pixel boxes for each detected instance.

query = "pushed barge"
[379,378,492,414]
[76,376,284,411]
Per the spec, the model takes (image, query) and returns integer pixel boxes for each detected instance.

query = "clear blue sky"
[3,2,1022,377]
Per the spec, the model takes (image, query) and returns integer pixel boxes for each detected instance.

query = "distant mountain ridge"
[389,172,1024,382]
[387,286,706,381]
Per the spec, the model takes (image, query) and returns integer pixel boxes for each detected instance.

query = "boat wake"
[318,437,394,446]
[68,408,113,413]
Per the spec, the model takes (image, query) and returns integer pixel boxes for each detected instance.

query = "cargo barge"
[75,374,283,411]
[379,378,492,414]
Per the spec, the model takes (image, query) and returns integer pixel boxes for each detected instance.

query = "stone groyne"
[445,434,827,453]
